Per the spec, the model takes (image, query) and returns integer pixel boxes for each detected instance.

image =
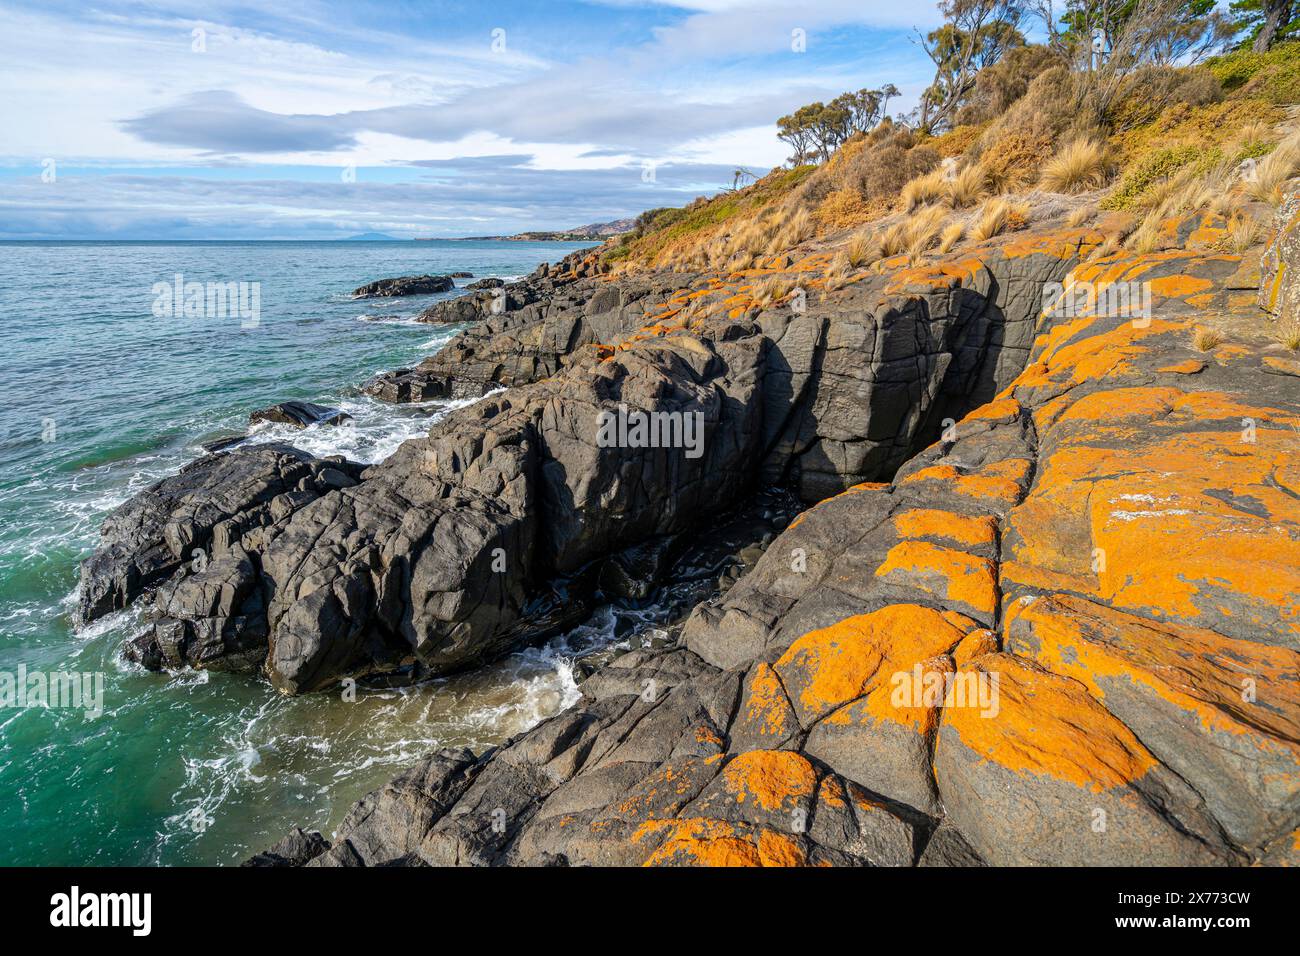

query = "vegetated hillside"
[602,41,1300,285]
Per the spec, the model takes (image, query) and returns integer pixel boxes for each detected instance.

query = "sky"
[0,0,945,239]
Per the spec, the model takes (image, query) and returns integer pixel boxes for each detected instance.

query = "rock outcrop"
[251,201,1300,867]
[352,274,455,298]
[83,202,1300,866]
[1260,177,1299,324]
[249,401,352,429]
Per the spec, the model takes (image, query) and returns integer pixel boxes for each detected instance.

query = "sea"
[0,238,666,866]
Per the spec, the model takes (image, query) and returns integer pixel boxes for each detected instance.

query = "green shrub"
[1208,41,1300,104]
[1101,144,1214,210]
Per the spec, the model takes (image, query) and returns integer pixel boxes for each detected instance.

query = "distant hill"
[343,232,401,241]
[447,218,636,242]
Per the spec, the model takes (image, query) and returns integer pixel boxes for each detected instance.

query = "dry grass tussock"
[970,198,1031,242]
[937,221,966,254]
[846,229,882,268]
[1193,327,1224,351]
[1245,132,1300,203]
[879,205,948,259]
[1039,137,1110,194]
[750,274,797,308]
[1066,204,1095,227]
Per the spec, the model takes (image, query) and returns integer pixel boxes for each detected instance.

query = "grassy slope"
[599,42,1300,274]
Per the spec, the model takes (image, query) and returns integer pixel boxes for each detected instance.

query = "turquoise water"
[0,239,616,866]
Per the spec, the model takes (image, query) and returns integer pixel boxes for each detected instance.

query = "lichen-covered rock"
[1259,179,1300,322]
[118,220,1298,867]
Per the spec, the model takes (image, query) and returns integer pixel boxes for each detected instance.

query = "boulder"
[249,400,352,429]
[351,274,454,297]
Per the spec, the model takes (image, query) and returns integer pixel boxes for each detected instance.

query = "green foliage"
[1208,39,1300,101]
[1100,142,1212,208]
[777,86,900,164]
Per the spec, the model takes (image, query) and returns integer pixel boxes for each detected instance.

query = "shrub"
[1105,65,1222,133]
[956,45,1064,127]
[1208,41,1300,105]
[1102,143,1205,210]
[817,187,873,228]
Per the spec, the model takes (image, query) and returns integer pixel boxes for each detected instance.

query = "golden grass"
[970,199,1030,242]
[1127,210,1162,253]
[945,164,989,208]
[751,275,796,308]
[1086,232,1123,261]
[1278,324,1300,351]
[1040,137,1109,194]
[1245,132,1300,203]
[1066,204,1095,228]
[1231,119,1276,154]
[1193,327,1224,351]
[906,206,949,264]
[1227,213,1260,253]
[728,249,757,271]
[937,221,965,254]
[823,252,856,290]
[846,229,881,267]
[901,169,948,212]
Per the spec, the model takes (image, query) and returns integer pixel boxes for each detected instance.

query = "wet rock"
[242,828,330,867]
[306,748,480,867]
[78,444,361,624]
[352,274,454,297]
[249,400,352,429]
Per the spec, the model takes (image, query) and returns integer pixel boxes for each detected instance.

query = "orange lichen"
[939,654,1158,791]
[716,750,816,812]
[739,663,798,740]
[898,460,1030,504]
[1157,358,1206,374]
[874,541,999,617]
[952,628,999,666]
[637,818,762,867]
[775,604,973,722]
[1006,386,1300,640]
[1148,274,1214,299]
[756,829,809,867]
[1006,593,1300,745]
[961,397,1021,424]
[891,508,998,549]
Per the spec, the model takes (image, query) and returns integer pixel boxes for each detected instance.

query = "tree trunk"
[1253,0,1292,53]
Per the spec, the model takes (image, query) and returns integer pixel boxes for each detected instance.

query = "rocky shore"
[78,184,1300,866]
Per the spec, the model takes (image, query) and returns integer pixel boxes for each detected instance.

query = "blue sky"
[0,1,944,239]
